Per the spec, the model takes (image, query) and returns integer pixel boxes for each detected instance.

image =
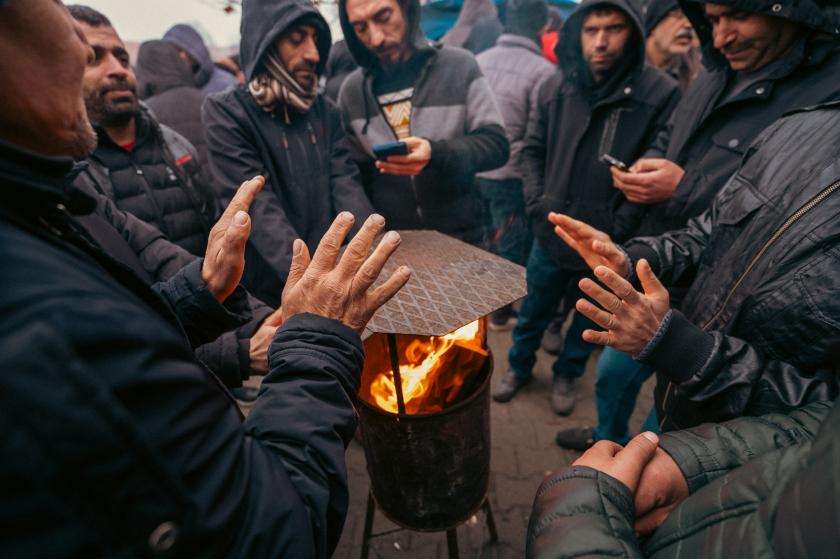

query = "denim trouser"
[508,241,597,381]
[593,346,658,444]
[477,177,531,266]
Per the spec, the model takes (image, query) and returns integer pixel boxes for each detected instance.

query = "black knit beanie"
[643,0,680,36]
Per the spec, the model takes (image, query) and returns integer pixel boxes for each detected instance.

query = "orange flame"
[368,320,486,414]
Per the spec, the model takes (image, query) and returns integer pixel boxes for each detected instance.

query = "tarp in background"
[421,0,578,40]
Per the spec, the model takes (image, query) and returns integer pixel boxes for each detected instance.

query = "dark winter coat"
[626,102,840,431]
[0,140,363,558]
[86,107,217,257]
[136,39,211,171]
[337,0,509,244]
[527,399,838,558]
[634,0,840,238]
[72,176,273,388]
[203,0,373,308]
[163,24,239,95]
[522,0,680,266]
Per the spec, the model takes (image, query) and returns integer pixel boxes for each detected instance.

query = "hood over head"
[136,40,197,99]
[239,0,332,82]
[163,24,215,88]
[677,0,840,69]
[555,0,646,90]
[338,0,431,69]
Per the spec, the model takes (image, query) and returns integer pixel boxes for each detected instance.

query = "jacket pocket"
[714,176,764,226]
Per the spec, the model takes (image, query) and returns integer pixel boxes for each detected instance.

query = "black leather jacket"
[625,102,840,430]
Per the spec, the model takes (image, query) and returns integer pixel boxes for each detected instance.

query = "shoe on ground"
[488,305,517,332]
[492,368,531,402]
[551,377,576,415]
[541,318,564,355]
[555,425,596,451]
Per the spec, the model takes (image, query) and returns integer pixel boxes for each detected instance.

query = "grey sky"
[79,1,343,47]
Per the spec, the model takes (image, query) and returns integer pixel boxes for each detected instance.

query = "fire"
[367,320,487,414]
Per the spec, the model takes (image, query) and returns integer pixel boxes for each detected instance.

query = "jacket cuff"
[636,310,714,383]
[636,309,673,360]
[659,433,717,495]
[428,138,450,170]
[624,241,661,276]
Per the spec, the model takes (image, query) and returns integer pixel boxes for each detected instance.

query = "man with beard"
[0,1,410,557]
[69,5,277,391]
[337,0,509,247]
[203,0,373,308]
[556,0,840,451]
[643,0,701,92]
[492,0,680,415]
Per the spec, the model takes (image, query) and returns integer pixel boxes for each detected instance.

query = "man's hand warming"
[202,176,265,302]
[575,259,670,355]
[248,307,284,375]
[633,447,689,536]
[549,212,630,277]
[573,432,660,494]
[280,212,411,334]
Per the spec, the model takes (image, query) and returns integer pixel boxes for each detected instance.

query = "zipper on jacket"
[659,177,840,430]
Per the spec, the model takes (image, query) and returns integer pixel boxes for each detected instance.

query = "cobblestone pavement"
[332,324,655,559]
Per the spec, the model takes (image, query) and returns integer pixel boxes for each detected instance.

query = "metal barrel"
[357,354,492,532]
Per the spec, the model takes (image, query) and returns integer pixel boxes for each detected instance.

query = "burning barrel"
[358,321,492,530]
[356,231,526,556]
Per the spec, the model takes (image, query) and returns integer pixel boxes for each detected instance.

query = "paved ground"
[332,324,655,559]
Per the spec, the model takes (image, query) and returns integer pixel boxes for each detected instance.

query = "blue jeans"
[593,346,657,444]
[508,242,597,381]
[477,177,531,266]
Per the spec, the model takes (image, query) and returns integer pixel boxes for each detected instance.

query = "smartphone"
[601,153,628,171]
[373,141,409,160]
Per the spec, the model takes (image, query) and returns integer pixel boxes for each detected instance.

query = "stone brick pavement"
[332,326,655,559]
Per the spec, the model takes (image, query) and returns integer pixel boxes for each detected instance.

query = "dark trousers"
[508,241,597,381]
[594,346,657,443]
[477,177,531,266]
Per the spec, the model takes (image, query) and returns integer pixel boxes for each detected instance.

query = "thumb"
[615,432,659,491]
[629,158,660,173]
[637,259,666,297]
[285,239,311,289]
[263,306,284,327]
[223,210,251,254]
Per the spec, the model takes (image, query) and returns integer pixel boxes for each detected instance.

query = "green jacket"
[527,400,836,558]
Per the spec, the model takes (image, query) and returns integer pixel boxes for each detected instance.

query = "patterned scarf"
[248,50,317,122]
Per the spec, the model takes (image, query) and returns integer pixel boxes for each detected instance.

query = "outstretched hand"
[280,212,412,334]
[548,212,629,277]
[575,259,670,356]
[202,176,265,302]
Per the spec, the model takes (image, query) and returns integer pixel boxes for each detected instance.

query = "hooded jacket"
[634,0,840,239]
[0,140,363,558]
[337,0,509,244]
[202,0,373,308]
[623,101,840,431]
[521,0,680,265]
[136,40,211,169]
[163,24,238,95]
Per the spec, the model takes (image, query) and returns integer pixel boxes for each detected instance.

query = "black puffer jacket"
[625,102,840,431]
[527,399,837,558]
[87,107,217,257]
[202,0,373,307]
[634,0,840,238]
[136,39,211,172]
[0,141,363,558]
[522,0,680,266]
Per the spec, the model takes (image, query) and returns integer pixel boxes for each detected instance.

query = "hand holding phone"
[373,141,410,161]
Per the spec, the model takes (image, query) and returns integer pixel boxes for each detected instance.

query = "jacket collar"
[496,34,542,56]
[0,140,95,215]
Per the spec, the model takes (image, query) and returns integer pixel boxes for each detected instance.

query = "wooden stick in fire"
[387,333,407,415]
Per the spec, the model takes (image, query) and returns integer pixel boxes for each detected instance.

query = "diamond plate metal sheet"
[364,230,527,336]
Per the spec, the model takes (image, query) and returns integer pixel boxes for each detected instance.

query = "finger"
[581,328,614,346]
[591,240,626,267]
[637,259,667,297]
[579,277,622,315]
[285,238,311,290]
[635,507,673,537]
[615,432,660,490]
[336,214,386,276]
[263,306,285,327]
[218,176,265,228]
[309,212,355,273]
[574,440,623,463]
[594,265,640,304]
[611,172,653,187]
[630,158,665,173]
[376,162,423,175]
[576,298,616,332]
[353,230,402,292]
[221,210,251,259]
[368,265,412,310]
[554,225,583,253]
[547,213,592,239]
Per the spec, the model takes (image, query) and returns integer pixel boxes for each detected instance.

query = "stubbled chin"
[65,116,98,159]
